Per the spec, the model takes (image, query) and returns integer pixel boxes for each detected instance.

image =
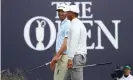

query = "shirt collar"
[61,18,67,25]
[71,17,78,22]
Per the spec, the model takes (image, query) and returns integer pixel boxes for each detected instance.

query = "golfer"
[64,5,87,80]
[50,3,70,80]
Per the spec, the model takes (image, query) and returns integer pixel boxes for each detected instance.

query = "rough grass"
[1,68,27,80]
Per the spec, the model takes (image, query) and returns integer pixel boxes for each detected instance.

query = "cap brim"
[67,10,79,13]
[56,9,63,11]
[57,7,69,11]
[124,66,131,70]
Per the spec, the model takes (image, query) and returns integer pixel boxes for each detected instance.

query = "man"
[118,65,133,80]
[64,5,87,80]
[50,3,70,80]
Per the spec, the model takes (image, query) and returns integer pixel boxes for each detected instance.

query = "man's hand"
[67,59,73,69]
[50,54,62,71]
[50,59,56,71]
[53,53,62,61]
[50,55,57,71]
[55,54,62,61]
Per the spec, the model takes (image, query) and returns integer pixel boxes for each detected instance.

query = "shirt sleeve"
[64,21,71,37]
[68,23,80,60]
[64,28,68,38]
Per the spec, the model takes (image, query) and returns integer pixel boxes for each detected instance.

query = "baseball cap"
[124,65,132,70]
[56,3,69,12]
[68,5,80,14]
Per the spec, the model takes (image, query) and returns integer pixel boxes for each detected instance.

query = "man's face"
[124,68,131,75]
[67,11,73,20]
[57,10,67,21]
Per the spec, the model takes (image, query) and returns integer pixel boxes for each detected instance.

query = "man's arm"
[56,23,69,56]
[68,25,80,60]
[50,36,68,71]
[54,22,69,59]
[67,24,80,68]
[50,22,69,71]
[56,38,67,56]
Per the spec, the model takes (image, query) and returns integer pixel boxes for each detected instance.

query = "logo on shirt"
[24,16,56,51]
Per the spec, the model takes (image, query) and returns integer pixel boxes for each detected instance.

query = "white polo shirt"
[118,74,133,80]
[67,18,87,60]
